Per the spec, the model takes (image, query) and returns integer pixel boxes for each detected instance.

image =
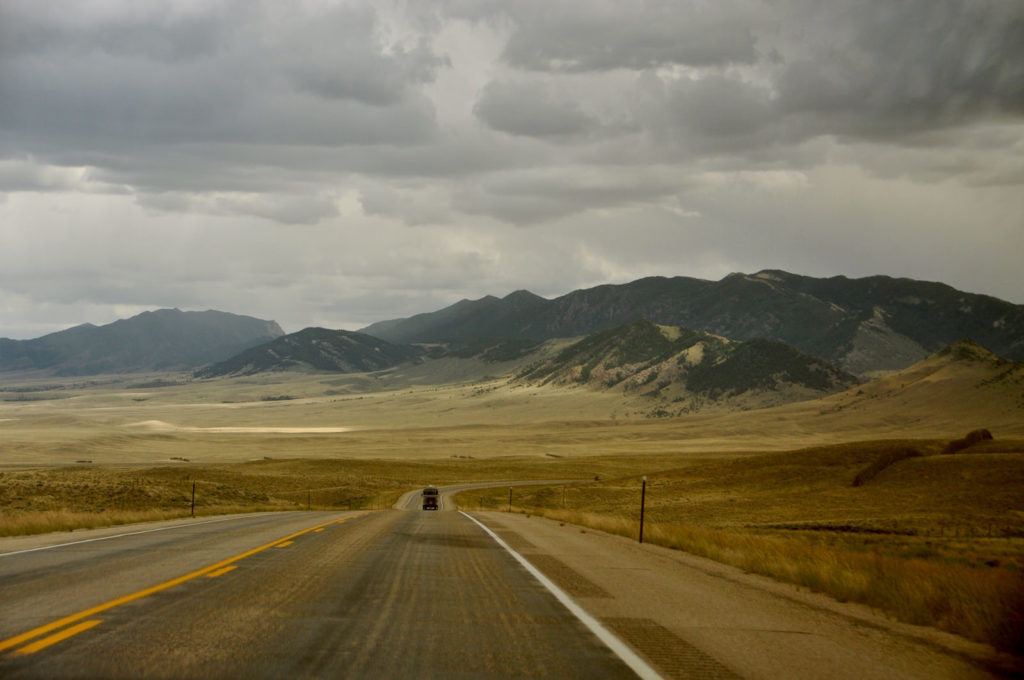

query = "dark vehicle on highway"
[422,486,439,510]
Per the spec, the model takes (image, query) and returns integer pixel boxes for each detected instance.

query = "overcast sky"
[2,0,1022,339]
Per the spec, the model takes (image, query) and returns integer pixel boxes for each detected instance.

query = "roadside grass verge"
[497,508,1024,655]
[454,438,1024,656]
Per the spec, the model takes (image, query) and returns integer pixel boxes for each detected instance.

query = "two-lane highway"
[3,489,1011,679]
[1,508,642,679]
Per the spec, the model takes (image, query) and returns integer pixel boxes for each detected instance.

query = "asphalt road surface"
[1,489,1016,679]
[0,508,641,679]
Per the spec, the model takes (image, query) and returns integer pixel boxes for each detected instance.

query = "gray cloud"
[138,191,340,225]
[453,166,688,224]
[0,158,129,194]
[0,1,228,62]
[358,182,453,226]
[643,75,780,155]
[773,1,1024,141]
[473,80,597,138]
[481,0,762,72]
[0,1,443,200]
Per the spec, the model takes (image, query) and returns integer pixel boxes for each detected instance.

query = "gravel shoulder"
[471,510,1023,680]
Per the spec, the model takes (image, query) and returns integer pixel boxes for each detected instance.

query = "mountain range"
[360,270,1024,375]
[2,271,1022,388]
[0,309,283,375]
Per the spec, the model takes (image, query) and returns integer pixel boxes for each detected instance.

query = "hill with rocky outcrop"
[516,319,859,413]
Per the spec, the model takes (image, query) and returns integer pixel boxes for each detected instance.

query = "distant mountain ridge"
[360,270,1024,374]
[0,309,284,375]
[4,270,1019,382]
[195,327,423,378]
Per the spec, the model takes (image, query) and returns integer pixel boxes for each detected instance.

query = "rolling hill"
[194,327,423,377]
[811,338,1024,430]
[360,270,1024,375]
[0,309,284,375]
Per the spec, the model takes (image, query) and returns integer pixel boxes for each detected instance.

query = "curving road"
[0,486,1014,679]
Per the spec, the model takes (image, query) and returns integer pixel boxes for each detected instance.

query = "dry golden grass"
[462,440,1024,532]
[0,508,281,537]
[532,512,1024,654]
[0,452,684,536]
[2,346,1022,469]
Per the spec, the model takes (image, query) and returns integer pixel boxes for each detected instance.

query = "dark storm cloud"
[772,0,1024,142]
[458,0,761,72]
[0,2,228,62]
[282,7,450,106]
[0,1,442,197]
[459,0,1024,154]
[453,167,687,224]
[639,75,780,154]
[3,0,1020,211]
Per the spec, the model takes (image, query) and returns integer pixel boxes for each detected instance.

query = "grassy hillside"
[195,327,422,377]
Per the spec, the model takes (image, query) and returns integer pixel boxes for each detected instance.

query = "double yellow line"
[0,515,361,656]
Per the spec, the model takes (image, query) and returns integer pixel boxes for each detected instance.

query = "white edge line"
[459,511,664,680]
[0,513,290,558]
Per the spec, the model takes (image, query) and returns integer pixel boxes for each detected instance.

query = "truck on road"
[422,486,439,510]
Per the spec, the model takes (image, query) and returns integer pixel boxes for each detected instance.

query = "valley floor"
[2,368,1023,657]
[2,356,1024,468]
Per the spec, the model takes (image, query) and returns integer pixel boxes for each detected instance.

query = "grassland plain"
[2,347,1023,468]
[2,356,1023,656]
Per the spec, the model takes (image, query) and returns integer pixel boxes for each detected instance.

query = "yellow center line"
[0,514,364,654]
[15,620,103,656]
[275,541,294,548]
[205,565,238,579]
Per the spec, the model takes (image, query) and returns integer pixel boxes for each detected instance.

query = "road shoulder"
[469,511,1021,680]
